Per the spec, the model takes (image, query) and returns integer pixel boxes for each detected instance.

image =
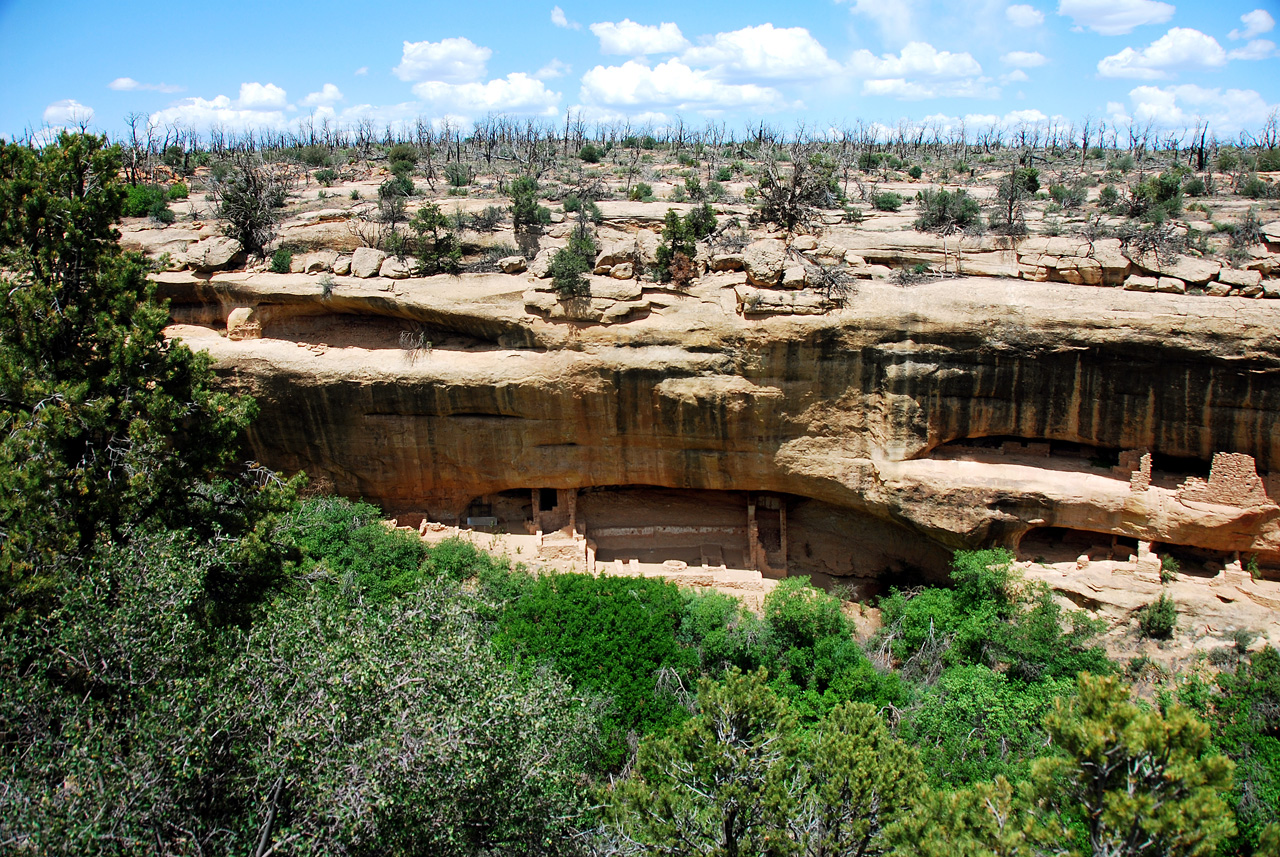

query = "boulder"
[523,289,558,314]
[1205,282,1232,297]
[1088,238,1131,285]
[226,307,261,340]
[1156,277,1186,294]
[601,299,650,323]
[300,250,338,273]
[380,256,414,279]
[1241,284,1264,298]
[710,253,744,272]
[592,278,643,301]
[1262,220,1280,242]
[791,235,818,252]
[743,239,787,287]
[635,230,661,266]
[735,286,829,315]
[595,237,637,268]
[1126,250,1220,284]
[1218,268,1262,288]
[782,265,808,289]
[1123,274,1158,292]
[332,254,352,276]
[186,237,243,272]
[528,248,556,279]
[610,262,635,280]
[1264,279,1280,299]
[350,247,387,278]
[498,255,528,274]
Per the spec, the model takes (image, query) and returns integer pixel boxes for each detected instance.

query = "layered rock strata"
[161,266,1280,580]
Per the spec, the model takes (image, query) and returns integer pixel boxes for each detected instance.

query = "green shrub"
[299,144,332,168]
[628,181,654,202]
[1138,592,1178,639]
[408,202,462,275]
[1238,173,1279,199]
[494,571,693,768]
[872,191,903,212]
[1049,182,1086,209]
[313,168,338,187]
[1182,175,1207,197]
[1258,148,1280,171]
[548,221,598,298]
[913,187,981,231]
[715,165,732,182]
[510,176,551,229]
[443,162,472,188]
[908,165,923,180]
[270,247,292,273]
[684,201,717,239]
[1129,171,1183,218]
[149,200,175,224]
[655,208,696,285]
[469,205,506,232]
[166,182,189,200]
[578,142,601,163]
[122,183,168,217]
[379,174,415,199]
[1098,184,1119,209]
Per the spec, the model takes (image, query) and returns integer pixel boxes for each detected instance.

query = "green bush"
[684,201,717,239]
[299,144,332,168]
[547,221,598,298]
[313,168,338,187]
[913,187,981,231]
[510,176,551,229]
[715,165,732,182]
[494,571,693,768]
[1049,182,1086,209]
[408,202,462,276]
[628,182,654,202]
[1129,170,1183,218]
[149,200,175,224]
[908,165,923,180]
[122,183,168,217]
[1239,173,1279,199]
[379,174,415,199]
[166,182,189,200]
[1138,592,1177,639]
[655,208,696,285]
[578,142,601,163]
[872,191,903,212]
[443,162,472,188]
[1183,175,1207,197]
[1098,184,1119,209]
[1258,148,1280,171]
[269,247,292,273]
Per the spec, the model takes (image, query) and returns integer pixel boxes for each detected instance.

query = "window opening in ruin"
[539,488,557,512]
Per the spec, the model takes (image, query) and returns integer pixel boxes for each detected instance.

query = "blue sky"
[2,0,1277,142]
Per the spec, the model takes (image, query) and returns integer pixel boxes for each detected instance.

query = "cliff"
[161,266,1280,580]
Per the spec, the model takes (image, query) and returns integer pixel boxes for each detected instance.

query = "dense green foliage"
[547,220,599,298]
[510,175,551,229]
[913,187,982,231]
[409,201,463,275]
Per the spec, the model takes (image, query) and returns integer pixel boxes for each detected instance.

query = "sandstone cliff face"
[164,269,1280,577]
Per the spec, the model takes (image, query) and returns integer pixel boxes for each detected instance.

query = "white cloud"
[108,77,183,93]
[355,66,369,76]
[849,42,984,78]
[861,78,999,99]
[535,59,571,79]
[1001,69,1031,83]
[838,0,920,45]
[301,84,343,107]
[1001,50,1049,66]
[682,24,840,80]
[1229,9,1275,40]
[237,82,288,109]
[43,99,94,126]
[1228,39,1277,60]
[1057,0,1174,35]
[551,6,580,29]
[589,19,689,55]
[411,73,560,116]
[1006,4,1045,26]
[394,37,491,83]
[147,95,289,131]
[579,59,786,111]
[1097,28,1227,79]
[1127,84,1279,134]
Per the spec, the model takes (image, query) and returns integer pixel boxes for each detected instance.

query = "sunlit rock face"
[161,269,1280,578]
